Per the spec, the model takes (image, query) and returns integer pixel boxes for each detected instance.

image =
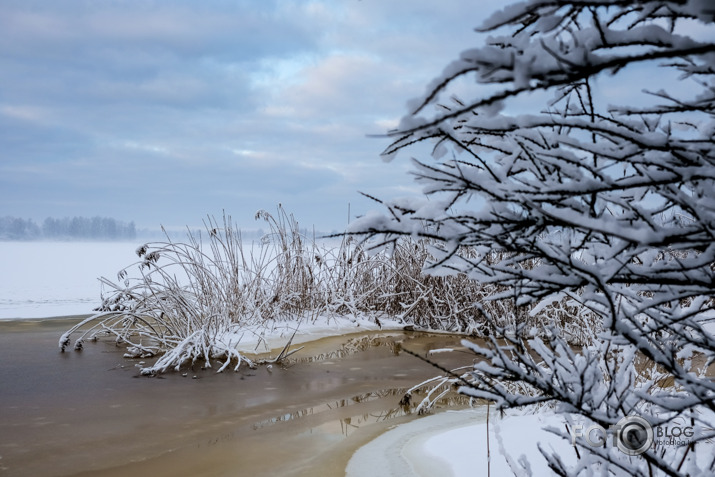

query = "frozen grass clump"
[59,212,264,375]
[58,206,340,374]
[59,206,600,375]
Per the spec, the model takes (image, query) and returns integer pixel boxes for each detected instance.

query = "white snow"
[347,408,578,477]
[230,315,406,355]
[0,241,140,319]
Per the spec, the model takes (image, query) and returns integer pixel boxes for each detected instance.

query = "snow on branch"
[354,0,715,474]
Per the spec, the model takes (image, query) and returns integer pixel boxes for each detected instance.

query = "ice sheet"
[0,241,140,319]
[347,409,578,477]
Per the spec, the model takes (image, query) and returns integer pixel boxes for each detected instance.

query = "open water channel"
[0,317,481,476]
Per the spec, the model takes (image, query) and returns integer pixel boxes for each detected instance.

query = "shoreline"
[347,408,489,477]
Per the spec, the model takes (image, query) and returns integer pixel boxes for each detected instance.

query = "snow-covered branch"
[353,0,715,474]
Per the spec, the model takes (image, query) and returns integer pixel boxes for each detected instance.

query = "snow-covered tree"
[351,1,715,474]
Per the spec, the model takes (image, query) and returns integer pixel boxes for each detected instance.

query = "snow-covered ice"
[347,408,578,477]
[0,241,139,319]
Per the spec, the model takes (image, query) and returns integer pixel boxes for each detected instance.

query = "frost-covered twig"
[352,1,715,474]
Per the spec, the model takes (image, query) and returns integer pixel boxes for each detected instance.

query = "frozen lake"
[0,241,141,319]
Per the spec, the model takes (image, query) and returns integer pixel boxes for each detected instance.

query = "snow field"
[0,241,140,319]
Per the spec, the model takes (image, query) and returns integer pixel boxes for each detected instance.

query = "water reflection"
[283,334,403,365]
[279,331,475,365]
[249,387,475,437]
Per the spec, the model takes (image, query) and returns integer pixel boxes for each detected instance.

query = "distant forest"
[0,216,136,241]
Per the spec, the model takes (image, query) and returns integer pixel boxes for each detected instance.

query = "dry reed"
[59,206,600,374]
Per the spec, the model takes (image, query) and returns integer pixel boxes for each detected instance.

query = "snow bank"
[230,315,405,354]
[347,409,578,477]
[347,409,489,477]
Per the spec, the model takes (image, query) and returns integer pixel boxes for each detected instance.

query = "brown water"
[0,318,479,477]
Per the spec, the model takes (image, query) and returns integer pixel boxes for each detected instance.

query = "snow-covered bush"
[351,0,715,474]
[62,206,590,374]
[59,213,262,375]
[60,207,352,374]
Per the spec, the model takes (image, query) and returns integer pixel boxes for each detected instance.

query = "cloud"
[260,52,386,119]
[0,105,52,122]
[0,0,506,230]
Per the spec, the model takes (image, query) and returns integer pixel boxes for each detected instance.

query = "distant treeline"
[0,216,136,241]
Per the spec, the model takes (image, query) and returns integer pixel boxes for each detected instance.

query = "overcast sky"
[0,0,504,231]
